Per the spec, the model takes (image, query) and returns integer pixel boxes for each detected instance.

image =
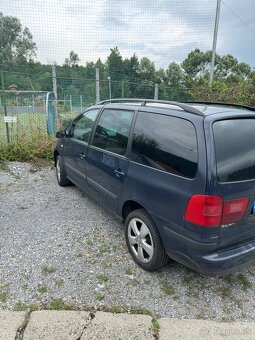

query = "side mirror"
[56,130,67,138]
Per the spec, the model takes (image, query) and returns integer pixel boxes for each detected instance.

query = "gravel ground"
[1,161,255,321]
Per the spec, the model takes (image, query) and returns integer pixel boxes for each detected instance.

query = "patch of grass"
[0,291,7,303]
[86,239,93,246]
[38,286,47,294]
[125,267,135,276]
[218,286,232,299]
[152,319,160,332]
[0,136,55,162]
[221,316,235,322]
[49,299,75,310]
[15,302,37,312]
[130,306,152,316]
[223,274,235,285]
[0,160,9,172]
[97,274,109,283]
[42,266,56,275]
[111,305,126,314]
[237,274,252,291]
[127,278,140,287]
[161,281,175,296]
[55,279,64,288]
[143,279,151,285]
[99,243,112,253]
[95,292,104,301]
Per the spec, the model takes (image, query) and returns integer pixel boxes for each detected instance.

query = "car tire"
[56,155,71,186]
[125,209,168,271]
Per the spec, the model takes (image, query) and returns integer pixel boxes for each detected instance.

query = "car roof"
[96,99,255,118]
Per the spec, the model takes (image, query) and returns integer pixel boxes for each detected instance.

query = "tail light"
[184,195,248,227]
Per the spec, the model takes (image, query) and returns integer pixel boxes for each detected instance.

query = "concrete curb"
[1,310,255,339]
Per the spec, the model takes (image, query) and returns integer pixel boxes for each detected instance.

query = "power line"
[222,0,255,35]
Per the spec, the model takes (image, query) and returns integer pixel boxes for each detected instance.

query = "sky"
[1,0,255,68]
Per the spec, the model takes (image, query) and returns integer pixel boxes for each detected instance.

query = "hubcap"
[128,218,154,263]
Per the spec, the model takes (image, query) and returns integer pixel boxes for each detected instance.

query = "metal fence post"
[1,70,10,143]
[52,64,58,130]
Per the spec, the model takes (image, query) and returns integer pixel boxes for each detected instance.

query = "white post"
[154,83,159,100]
[70,95,72,112]
[96,68,100,103]
[210,0,222,85]
[107,76,111,99]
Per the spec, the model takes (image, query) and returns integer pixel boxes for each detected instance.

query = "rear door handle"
[114,169,125,177]
[79,153,86,159]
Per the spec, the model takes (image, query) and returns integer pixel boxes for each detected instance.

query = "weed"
[144,279,151,285]
[15,302,37,312]
[161,281,175,296]
[152,319,160,332]
[0,160,9,172]
[130,306,152,316]
[0,292,7,303]
[99,244,111,253]
[127,278,139,287]
[95,292,104,301]
[218,286,232,299]
[42,266,56,275]
[237,274,252,291]
[223,274,235,285]
[49,299,75,310]
[125,267,135,276]
[38,286,47,293]
[55,279,64,288]
[97,274,109,283]
[111,305,125,314]
[86,239,93,246]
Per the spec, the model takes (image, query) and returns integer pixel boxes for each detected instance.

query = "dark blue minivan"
[54,99,255,274]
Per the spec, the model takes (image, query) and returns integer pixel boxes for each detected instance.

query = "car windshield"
[213,118,255,182]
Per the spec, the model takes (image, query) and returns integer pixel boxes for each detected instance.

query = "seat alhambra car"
[54,99,255,274]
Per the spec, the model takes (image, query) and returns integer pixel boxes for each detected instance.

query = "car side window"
[92,109,134,155]
[131,112,198,178]
[71,109,98,142]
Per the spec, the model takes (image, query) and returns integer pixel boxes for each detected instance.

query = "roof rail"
[98,98,204,116]
[184,101,255,112]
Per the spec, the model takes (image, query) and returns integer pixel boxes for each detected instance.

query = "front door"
[63,109,99,189]
[86,108,134,212]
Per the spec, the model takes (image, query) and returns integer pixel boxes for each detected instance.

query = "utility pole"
[96,68,100,103]
[210,0,221,85]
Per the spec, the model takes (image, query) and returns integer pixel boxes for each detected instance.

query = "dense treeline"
[1,13,255,106]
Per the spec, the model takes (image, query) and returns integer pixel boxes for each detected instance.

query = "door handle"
[114,169,125,177]
[79,153,86,159]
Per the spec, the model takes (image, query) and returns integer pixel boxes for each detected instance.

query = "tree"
[0,12,37,69]
[64,51,80,67]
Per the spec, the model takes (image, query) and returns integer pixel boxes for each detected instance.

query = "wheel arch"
[122,200,147,222]
[53,150,59,166]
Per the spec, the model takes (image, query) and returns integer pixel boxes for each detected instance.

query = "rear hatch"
[207,114,255,248]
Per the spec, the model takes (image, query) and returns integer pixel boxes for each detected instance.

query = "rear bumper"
[162,226,255,274]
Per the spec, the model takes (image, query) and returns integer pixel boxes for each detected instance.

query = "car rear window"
[213,119,255,182]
